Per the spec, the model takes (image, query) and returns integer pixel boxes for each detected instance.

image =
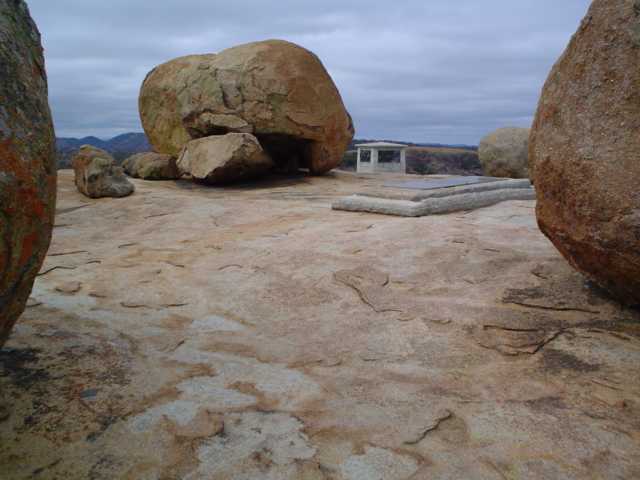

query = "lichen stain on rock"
[0,0,56,346]
[139,40,354,176]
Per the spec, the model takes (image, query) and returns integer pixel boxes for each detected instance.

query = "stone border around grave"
[332,179,535,217]
[367,178,533,202]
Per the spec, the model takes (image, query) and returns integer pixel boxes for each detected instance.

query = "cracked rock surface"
[1,170,639,479]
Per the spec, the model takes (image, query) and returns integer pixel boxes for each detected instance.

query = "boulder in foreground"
[479,127,530,178]
[0,0,57,346]
[139,39,354,175]
[123,152,180,180]
[72,145,135,198]
[177,133,274,184]
[530,0,640,305]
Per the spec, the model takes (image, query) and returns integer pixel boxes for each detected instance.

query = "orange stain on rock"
[18,231,38,266]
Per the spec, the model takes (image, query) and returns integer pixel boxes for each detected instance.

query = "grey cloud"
[28,0,591,144]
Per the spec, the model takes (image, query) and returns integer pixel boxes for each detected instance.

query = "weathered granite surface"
[72,145,134,198]
[122,152,181,180]
[1,171,638,479]
[0,0,56,346]
[479,127,530,179]
[177,133,274,184]
[139,39,354,175]
[530,0,640,305]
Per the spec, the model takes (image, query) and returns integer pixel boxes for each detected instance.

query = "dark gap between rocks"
[186,125,230,138]
[256,134,313,173]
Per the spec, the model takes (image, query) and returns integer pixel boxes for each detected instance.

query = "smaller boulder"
[177,133,274,184]
[123,152,181,180]
[479,127,530,178]
[72,145,135,198]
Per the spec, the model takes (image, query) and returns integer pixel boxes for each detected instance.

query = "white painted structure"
[356,142,408,174]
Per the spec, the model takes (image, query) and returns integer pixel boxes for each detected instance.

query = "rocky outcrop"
[139,39,354,175]
[479,127,530,178]
[72,145,134,198]
[530,0,640,305]
[123,152,180,180]
[7,169,640,480]
[0,0,57,346]
[177,133,274,184]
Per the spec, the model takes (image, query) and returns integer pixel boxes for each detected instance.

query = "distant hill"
[404,146,482,176]
[56,133,481,175]
[56,132,151,168]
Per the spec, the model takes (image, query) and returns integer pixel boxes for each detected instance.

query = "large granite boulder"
[530,0,640,305]
[0,0,57,346]
[72,145,134,198]
[479,127,530,178]
[139,39,354,175]
[177,133,274,184]
[122,152,180,180]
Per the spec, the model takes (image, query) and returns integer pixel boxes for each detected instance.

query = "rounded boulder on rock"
[122,152,181,180]
[72,145,135,198]
[479,127,530,178]
[0,0,57,346]
[530,0,640,305]
[139,39,354,175]
[177,133,274,185]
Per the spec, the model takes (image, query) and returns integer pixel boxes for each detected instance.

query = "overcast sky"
[28,0,590,145]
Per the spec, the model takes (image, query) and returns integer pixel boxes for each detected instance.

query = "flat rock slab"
[1,170,638,479]
[384,175,502,190]
[334,178,535,217]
